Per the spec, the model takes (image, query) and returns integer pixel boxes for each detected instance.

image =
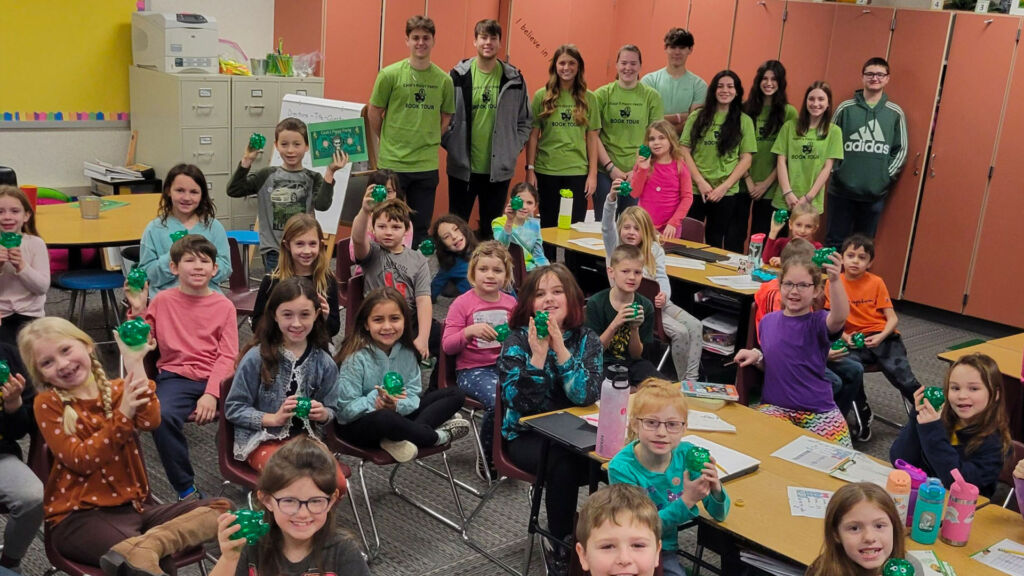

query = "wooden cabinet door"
[611,0,691,82]
[903,13,1019,313]
[779,1,835,106]
[686,0,736,83]
[825,5,894,102]
[323,0,382,103]
[382,0,428,67]
[729,0,785,83]
[964,17,1024,327]
[429,0,500,71]
[872,9,951,297]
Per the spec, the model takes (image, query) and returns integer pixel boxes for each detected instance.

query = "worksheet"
[771,436,857,474]
[972,538,1024,575]
[567,238,606,251]
[787,486,833,519]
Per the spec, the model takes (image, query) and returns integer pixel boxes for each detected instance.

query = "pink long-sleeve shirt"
[0,234,50,319]
[629,160,693,235]
[442,289,516,371]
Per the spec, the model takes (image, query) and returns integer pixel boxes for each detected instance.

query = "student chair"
[57,270,125,329]
[999,440,1024,509]
[438,352,492,484]
[679,217,705,244]
[225,237,259,328]
[335,237,355,309]
[216,375,261,502]
[638,278,672,374]
[324,424,474,562]
[508,242,528,290]
[27,428,209,576]
[344,274,365,339]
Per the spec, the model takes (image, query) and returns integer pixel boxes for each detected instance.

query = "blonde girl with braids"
[18,317,230,576]
[601,205,703,381]
[251,214,341,337]
[525,44,601,237]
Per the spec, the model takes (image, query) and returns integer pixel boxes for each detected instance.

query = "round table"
[35,193,161,248]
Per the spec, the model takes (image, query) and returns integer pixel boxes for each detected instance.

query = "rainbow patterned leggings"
[756,404,852,448]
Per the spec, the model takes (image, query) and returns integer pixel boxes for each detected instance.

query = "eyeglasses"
[780,281,815,292]
[637,418,686,433]
[270,495,331,515]
[863,72,889,79]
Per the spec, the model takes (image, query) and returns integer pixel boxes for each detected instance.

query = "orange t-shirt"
[825,272,891,335]
[754,279,781,339]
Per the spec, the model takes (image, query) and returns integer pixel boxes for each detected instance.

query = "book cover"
[309,118,369,165]
[680,380,739,402]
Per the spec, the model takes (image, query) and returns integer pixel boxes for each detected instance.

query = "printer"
[132,12,219,74]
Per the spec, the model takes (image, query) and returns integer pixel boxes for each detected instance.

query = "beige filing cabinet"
[129,67,324,232]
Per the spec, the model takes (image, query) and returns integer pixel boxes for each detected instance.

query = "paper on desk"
[787,486,833,518]
[829,453,892,487]
[582,410,735,433]
[907,550,955,576]
[739,551,804,576]
[571,222,603,234]
[772,435,857,474]
[972,538,1024,575]
[664,255,706,270]
[707,275,763,291]
[567,238,606,251]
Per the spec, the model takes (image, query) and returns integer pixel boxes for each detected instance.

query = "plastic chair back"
[637,278,665,341]
[492,374,537,484]
[345,274,365,339]
[335,237,354,308]
[507,242,527,289]
[734,300,760,405]
[679,217,705,243]
[217,375,260,490]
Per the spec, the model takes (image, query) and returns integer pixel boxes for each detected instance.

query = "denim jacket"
[225,345,339,460]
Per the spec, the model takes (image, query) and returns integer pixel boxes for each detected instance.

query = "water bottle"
[911,478,946,545]
[557,189,574,230]
[595,365,630,459]
[886,469,912,526]
[748,233,765,271]
[940,469,978,546]
[894,459,928,527]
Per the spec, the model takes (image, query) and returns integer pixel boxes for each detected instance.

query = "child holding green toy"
[0,185,48,353]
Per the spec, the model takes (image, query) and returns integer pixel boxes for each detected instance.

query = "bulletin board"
[0,0,133,120]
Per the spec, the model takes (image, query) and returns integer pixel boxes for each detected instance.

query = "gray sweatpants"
[0,453,44,561]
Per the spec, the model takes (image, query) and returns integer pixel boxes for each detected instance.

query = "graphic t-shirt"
[584,289,654,365]
[641,68,708,115]
[595,81,664,172]
[771,120,845,212]
[531,89,601,175]
[680,111,757,196]
[743,104,798,201]
[358,243,431,313]
[234,535,370,576]
[470,61,502,174]
[370,60,456,172]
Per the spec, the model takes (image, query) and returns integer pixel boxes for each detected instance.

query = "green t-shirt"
[369,60,455,172]
[595,81,664,173]
[640,68,708,115]
[743,104,798,201]
[680,111,757,196]
[770,120,845,212]
[470,60,502,174]
[531,88,601,176]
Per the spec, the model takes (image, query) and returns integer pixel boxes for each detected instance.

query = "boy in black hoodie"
[825,57,908,247]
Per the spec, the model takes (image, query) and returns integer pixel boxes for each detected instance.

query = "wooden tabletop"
[905,504,1024,575]
[540,227,759,295]
[938,337,1023,380]
[36,193,161,248]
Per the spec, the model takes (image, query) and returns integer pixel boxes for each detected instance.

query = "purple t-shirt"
[759,309,835,413]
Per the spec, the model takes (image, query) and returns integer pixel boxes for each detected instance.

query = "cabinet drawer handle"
[245,104,265,110]
[193,151,215,157]
[192,104,215,110]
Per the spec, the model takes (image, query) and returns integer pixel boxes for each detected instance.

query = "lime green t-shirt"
[369,60,456,172]
[770,120,845,212]
[470,61,502,174]
[743,104,798,201]
[595,81,664,172]
[680,111,757,196]
[531,88,601,176]
[640,68,708,115]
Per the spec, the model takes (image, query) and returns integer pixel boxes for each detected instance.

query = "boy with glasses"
[826,57,908,246]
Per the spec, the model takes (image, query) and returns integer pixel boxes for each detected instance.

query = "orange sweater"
[35,378,160,526]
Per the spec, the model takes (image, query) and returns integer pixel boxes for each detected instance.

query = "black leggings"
[507,431,592,541]
[336,387,465,448]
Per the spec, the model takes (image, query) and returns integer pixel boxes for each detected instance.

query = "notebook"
[524,411,597,452]
[681,435,761,482]
[664,244,729,263]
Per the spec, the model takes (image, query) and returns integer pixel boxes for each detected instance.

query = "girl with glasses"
[734,252,853,446]
[608,378,730,576]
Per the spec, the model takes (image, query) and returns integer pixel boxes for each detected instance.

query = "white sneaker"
[380,439,418,463]
[436,416,471,444]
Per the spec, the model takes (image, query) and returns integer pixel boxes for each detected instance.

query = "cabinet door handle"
[929,154,936,178]
[912,152,922,176]
[245,104,265,110]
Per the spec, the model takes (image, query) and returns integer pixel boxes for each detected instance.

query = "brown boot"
[100,500,230,576]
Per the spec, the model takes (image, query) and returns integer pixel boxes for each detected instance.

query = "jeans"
[448,174,511,240]
[396,170,441,246]
[826,356,865,417]
[151,371,208,494]
[336,387,465,448]
[0,454,43,561]
[456,366,498,462]
[260,249,279,274]
[660,550,687,576]
[592,172,636,222]
[849,333,920,402]
[824,192,887,248]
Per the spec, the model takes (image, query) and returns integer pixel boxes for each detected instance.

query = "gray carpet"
[4,269,1018,576]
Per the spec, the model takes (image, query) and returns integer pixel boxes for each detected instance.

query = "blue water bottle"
[911,477,946,545]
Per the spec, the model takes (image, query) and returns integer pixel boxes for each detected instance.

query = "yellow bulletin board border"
[0,0,134,126]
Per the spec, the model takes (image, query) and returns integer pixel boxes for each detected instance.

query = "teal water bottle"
[910,478,945,545]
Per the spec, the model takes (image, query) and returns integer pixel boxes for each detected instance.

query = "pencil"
[715,461,728,475]
[997,548,1024,558]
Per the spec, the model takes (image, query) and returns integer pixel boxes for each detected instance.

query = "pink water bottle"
[940,469,978,546]
[748,233,766,271]
[894,459,928,527]
[595,365,630,459]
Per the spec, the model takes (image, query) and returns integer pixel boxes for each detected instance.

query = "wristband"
[526,164,535,171]
[784,190,794,197]
[604,161,614,172]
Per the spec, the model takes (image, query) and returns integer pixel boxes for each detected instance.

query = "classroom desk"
[939,336,1024,440]
[905,503,1024,576]
[35,193,160,248]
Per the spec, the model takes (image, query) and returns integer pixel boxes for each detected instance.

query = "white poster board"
[273,94,361,235]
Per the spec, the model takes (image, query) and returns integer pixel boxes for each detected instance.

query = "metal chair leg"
[67,290,79,322]
[657,347,671,372]
[465,407,493,486]
[100,289,112,329]
[354,460,381,561]
[78,291,88,327]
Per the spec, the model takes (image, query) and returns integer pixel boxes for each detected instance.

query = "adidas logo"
[845,119,890,154]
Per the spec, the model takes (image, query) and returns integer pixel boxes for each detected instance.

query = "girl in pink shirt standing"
[0,186,49,352]
[620,120,693,239]
[441,241,516,480]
